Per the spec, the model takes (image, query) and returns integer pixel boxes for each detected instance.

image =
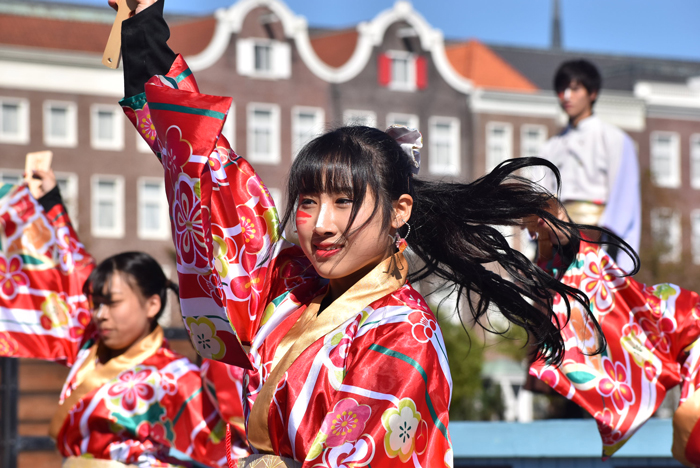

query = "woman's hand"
[523,199,571,263]
[29,169,57,199]
[108,0,157,16]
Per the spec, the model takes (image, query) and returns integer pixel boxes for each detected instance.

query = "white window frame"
[692,209,700,265]
[54,172,79,228]
[386,50,416,92]
[343,110,377,128]
[0,97,30,144]
[428,116,460,176]
[222,102,236,150]
[651,207,681,263]
[246,103,281,164]
[91,175,124,238]
[292,106,324,158]
[691,134,700,189]
[236,38,291,80]
[486,121,513,172]
[137,177,170,240]
[43,100,77,147]
[90,104,124,151]
[0,168,23,186]
[520,124,547,158]
[386,112,419,130]
[268,187,283,211]
[650,131,680,188]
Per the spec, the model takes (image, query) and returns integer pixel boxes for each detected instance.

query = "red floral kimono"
[530,240,700,466]
[120,55,453,468]
[0,183,247,467]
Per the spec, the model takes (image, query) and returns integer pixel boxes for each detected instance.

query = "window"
[343,110,377,128]
[650,132,680,188]
[692,210,700,265]
[268,187,283,210]
[428,116,460,175]
[55,172,79,228]
[91,104,124,151]
[236,39,291,79]
[0,98,29,144]
[91,175,124,238]
[520,125,547,158]
[292,107,324,157]
[651,208,681,263]
[0,169,22,185]
[43,101,77,147]
[691,134,700,189]
[222,103,236,150]
[389,51,415,91]
[378,52,427,90]
[138,178,170,240]
[386,113,419,130]
[247,103,280,164]
[486,122,513,172]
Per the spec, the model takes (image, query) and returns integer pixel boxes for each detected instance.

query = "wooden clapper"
[102,0,139,69]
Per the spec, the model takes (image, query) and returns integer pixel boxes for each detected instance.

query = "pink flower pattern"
[640,317,675,354]
[173,179,209,269]
[108,369,156,412]
[320,399,372,447]
[597,358,634,411]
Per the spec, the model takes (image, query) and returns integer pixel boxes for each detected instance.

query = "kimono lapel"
[247,251,408,453]
[49,326,165,439]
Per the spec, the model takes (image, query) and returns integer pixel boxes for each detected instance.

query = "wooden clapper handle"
[102,0,138,69]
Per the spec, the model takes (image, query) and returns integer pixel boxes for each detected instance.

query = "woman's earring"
[393,220,411,249]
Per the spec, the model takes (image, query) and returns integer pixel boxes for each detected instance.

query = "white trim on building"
[91,174,124,238]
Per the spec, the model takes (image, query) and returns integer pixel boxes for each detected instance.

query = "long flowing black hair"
[278,126,638,364]
[83,251,179,324]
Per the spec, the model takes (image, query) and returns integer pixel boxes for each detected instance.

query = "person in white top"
[538,59,640,273]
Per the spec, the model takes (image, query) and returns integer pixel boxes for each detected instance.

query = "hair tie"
[386,125,422,175]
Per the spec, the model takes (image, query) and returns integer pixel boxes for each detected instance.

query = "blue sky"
[50,0,700,61]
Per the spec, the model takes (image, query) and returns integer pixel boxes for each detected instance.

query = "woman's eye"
[299,198,315,206]
[337,198,353,205]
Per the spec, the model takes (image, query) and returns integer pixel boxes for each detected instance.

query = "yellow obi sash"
[238,454,302,468]
[563,201,605,226]
[62,457,138,468]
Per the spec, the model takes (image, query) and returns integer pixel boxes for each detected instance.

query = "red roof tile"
[310,29,358,68]
[0,13,215,58]
[446,39,538,92]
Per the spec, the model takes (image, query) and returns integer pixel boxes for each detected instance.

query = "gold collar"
[247,251,408,453]
[49,326,165,439]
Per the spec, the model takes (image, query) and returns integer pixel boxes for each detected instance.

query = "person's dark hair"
[83,251,178,324]
[554,59,602,102]
[278,126,639,365]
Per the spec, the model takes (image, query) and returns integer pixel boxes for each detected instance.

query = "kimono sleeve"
[0,184,94,365]
[120,58,314,369]
[529,240,700,461]
[301,317,453,467]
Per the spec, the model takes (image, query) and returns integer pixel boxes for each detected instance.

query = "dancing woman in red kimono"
[115,1,628,466]
[0,170,248,467]
[526,204,700,467]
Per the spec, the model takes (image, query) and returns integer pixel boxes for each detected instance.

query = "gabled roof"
[446,40,537,92]
[309,29,359,69]
[489,45,700,92]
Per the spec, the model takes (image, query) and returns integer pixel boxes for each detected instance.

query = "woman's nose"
[314,203,336,234]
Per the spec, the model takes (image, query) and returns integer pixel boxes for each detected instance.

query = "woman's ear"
[392,194,414,229]
[145,294,162,320]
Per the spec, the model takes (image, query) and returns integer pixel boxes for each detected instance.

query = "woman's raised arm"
[0,173,94,365]
[118,0,316,367]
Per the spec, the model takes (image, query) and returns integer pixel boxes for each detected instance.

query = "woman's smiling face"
[295,190,392,291]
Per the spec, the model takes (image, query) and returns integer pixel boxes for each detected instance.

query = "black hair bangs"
[283,127,391,239]
[83,258,118,305]
[553,59,602,95]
